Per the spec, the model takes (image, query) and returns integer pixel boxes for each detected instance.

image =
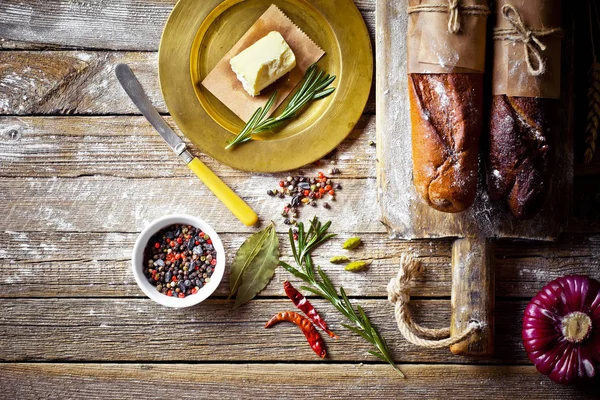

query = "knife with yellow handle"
[115,64,258,226]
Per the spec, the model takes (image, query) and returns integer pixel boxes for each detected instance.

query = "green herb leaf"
[317,266,335,292]
[229,223,280,308]
[356,305,372,330]
[229,225,270,298]
[339,287,358,319]
[299,285,327,298]
[342,323,371,342]
[367,350,389,363]
[279,261,309,281]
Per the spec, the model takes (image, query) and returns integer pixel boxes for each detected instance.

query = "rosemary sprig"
[279,217,404,378]
[225,64,336,149]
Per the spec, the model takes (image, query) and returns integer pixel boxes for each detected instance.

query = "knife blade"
[115,63,258,227]
[115,63,189,159]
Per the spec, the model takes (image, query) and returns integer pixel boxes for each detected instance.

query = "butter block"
[230,31,296,97]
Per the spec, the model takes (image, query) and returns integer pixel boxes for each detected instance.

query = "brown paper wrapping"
[407,0,489,74]
[492,0,562,98]
[201,5,324,122]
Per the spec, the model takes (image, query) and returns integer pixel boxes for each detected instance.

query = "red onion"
[523,275,600,384]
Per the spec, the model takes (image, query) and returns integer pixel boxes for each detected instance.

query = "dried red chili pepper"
[264,311,326,358]
[283,280,338,338]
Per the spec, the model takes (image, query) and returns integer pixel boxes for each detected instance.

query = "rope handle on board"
[387,255,480,349]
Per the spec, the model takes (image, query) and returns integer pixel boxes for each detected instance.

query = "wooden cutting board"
[376,0,574,355]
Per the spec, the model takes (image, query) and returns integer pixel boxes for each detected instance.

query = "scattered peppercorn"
[143,224,217,298]
[272,170,341,224]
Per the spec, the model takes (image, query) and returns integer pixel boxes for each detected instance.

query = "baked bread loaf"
[487,95,556,219]
[409,73,483,213]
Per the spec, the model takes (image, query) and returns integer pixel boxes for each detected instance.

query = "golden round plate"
[159,0,372,172]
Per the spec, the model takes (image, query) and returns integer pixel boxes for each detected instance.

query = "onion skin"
[522,275,600,384]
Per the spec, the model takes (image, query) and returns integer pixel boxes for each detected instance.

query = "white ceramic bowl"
[131,214,225,308]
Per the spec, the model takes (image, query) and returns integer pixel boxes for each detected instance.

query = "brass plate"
[159,0,372,172]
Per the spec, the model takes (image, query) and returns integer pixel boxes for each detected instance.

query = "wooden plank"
[3,111,593,180]
[0,115,376,178]
[0,231,453,298]
[0,117,598,233]
[0,230,599,298]
[0,52,165,115]
[0,168,590,236]
[0,1,374,51]
[0,176,386,234]
[450,238,494,356]
[1,363,597,399]
[0,116,597,233]
[0,50,375,115]
[0,173,597,239]
[0,298,532,364]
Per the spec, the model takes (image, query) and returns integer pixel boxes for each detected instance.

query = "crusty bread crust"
[487,95,556,220]
[409,73,483,213]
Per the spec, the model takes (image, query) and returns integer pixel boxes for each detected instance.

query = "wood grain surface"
[0,0,599,397]
[0,115,376,177]
[1,364,598,400]
[450,238,494,356]
[0,0,375,51]
[0,52,166,115]
[0,298,544,364]
[0,231,598,298]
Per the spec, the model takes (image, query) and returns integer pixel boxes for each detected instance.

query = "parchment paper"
[201,4,325,122]
[408,0,488,74]
[492,0,562,99]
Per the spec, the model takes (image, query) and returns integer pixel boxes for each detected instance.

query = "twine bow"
[447,0,461,33]
[407,0,490,34]
[494,4,563,76]
[387,254,480,349]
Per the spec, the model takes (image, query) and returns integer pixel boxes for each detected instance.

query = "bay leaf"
[229,222,279,307]
[229,223,272,298]
[232,223,280,308]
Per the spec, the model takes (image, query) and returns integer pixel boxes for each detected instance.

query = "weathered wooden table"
[1,1,599,398]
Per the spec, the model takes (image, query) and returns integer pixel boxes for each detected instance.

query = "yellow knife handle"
[187,157,258,226]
